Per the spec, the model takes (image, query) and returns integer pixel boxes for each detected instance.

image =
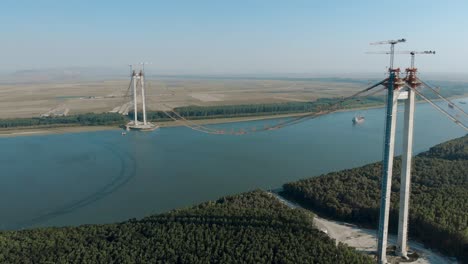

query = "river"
[0,98,466,230]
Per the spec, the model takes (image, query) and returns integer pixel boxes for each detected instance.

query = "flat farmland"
[0,77,368,118]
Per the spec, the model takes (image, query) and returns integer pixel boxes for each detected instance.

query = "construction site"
[0,39,467,264]
[112,39,468,264]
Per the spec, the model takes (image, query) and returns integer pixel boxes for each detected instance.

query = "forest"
[173,97,383,119]
[282,135,468,262]
[0,97,382,129]
[0,113,126,129]
[0,190,373,264]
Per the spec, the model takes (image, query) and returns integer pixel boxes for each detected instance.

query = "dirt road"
[270,192,456,264]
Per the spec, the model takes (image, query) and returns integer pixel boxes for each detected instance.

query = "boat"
[352,115,365,124]
[121,132,127,136]
[459,101,466,105]
[448,103,455,109]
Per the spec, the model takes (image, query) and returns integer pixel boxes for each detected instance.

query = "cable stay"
[268,85,387,130]
[120,80,133,106]
[223,81,386,131]
[109,79,133,115]
[162,80,387,135]
[417,78,468,118]
[411,86,468,131]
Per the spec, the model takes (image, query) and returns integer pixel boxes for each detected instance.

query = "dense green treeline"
[0,113,126,129]
[0,98,375,129]
[0,97,382,129]
[2,85,465,129]
[140,83,468,122]
[173,97,384,119]
[0,191,373,264]
[282,135,468,262]
[136,96,385,122]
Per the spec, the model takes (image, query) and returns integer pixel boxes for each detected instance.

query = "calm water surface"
[0,98,467,230]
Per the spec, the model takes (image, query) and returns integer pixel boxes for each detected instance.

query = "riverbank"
[1,95,466,137]
[136,94,468,128]
[1,107,466,262]
[0,125,118,137]
[0,112,313,137]
[156,112,314,127]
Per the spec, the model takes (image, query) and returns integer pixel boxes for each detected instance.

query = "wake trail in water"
[11,141,137,230]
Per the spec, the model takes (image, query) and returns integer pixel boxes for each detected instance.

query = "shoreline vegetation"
[0,190,374,263]
[1,93,466,137]
[0,97,383,137]
[281,135,468,262]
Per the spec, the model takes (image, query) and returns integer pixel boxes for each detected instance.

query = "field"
[0,77,368,119]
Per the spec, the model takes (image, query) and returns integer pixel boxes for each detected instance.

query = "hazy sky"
[2,0,468,75]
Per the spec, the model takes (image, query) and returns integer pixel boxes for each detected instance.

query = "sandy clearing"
[313,217,455,264]
[270,192,456,264]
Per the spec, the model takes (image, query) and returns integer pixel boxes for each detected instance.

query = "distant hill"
[0,190,373,264]
[283,134,468,262]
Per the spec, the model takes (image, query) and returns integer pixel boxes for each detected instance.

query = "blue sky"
[1,0,468,75]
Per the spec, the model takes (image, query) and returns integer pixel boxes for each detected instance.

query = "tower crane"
[366,50,435,69]
[366,50,435,90]
[403,50,435,68]
[370,38,406,45]
[397,51,436,90]
[370,39,406,69]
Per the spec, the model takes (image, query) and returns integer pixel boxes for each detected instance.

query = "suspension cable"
[417,78,468,117]
[265,83,387,130]
[162,79,387,135]
[161,110,220,134]
[165,106,221,133]
[114,79,133,114]
[412,87,468,131]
